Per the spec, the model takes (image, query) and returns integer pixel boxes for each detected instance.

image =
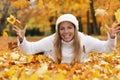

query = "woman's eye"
[68,26,73,29]
[59,26,74,30]
[60,27,64,30]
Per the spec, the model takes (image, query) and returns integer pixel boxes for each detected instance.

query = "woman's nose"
[64,28,69,33]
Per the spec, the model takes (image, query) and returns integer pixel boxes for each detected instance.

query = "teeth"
[64,35,69,38]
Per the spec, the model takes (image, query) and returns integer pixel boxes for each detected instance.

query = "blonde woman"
[13,14,120,64]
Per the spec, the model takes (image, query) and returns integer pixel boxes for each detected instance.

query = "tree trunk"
[89,0,100,35]
[87,11,92,35]
[0,0,9,35]
[77,16,83,32]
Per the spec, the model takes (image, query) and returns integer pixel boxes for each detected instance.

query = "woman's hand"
[105,22,120,39]
[13,24,28,42]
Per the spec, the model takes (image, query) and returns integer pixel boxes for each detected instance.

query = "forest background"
[0,0,120,37]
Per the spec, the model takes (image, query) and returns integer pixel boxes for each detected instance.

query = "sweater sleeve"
[17,35,54,54]
[84,33,117,53]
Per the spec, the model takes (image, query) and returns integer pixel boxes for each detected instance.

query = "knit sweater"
[18,32,116,63]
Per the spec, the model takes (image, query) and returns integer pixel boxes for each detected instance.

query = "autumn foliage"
[0,0,120,79]
[1,0,120,35]
[0,36,120,80]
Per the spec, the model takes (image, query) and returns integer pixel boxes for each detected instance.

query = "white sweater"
[18,32,116,63]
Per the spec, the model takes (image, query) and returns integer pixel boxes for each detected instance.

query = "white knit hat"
[56,14,79,31]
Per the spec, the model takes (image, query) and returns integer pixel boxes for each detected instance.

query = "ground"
[0,36,120,80]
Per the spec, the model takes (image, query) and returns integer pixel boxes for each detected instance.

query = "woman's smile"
[59,21,75,42]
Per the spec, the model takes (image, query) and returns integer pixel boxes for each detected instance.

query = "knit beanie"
[56,14,79,31]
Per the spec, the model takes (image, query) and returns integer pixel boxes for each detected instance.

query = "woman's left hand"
[105,22,120,39]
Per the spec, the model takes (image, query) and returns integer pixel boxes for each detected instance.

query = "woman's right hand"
[13,24,28,42]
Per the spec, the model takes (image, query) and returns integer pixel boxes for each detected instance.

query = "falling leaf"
[7,14,21,26]
[7,15,16,25]
[115,9,120,22]
[2,31,8,38]
[95,9,108,16]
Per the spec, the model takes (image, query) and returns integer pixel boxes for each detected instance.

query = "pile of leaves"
[0,36,120,80]
[0,47,120,80]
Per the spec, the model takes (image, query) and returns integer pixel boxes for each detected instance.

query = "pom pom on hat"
[56,14,79,31]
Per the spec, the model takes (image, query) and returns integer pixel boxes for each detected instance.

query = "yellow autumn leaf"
[2,31,8,38]
[35,63,48,77]
[19,70,28,80]
[19,75,27,80]
[53,73,65,80]
[73,75,79,80]
[20,0,28,9]
[38,0,44,9]
[7,15,16,25]
[11,52,20,60]
[105,64,112,73]
[10,75,18,80]
[29,73,39,80]
[100,26,107,35]
[92,70,100,78]
[13,1,20,8]
[43,71,52,80]
[115,9,120,22]
[58,69,67,75]
[5,69,16,76]
[26,55,33,63]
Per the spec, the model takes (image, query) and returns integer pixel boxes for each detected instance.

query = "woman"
[13,14,120,64]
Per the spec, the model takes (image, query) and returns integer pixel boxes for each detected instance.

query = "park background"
[1,0,120,36]
[0,0,120,80]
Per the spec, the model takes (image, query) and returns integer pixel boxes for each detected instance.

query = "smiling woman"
[13,14,120,64]
[59,21,75,42]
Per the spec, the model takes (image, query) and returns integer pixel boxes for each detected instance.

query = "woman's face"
[59,21,75,42]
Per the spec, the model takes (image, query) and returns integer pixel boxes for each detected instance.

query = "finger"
[13,25,20,31]
[112,28,120,34]
[114,30,120,34]
[13,27,20,34]
[115,28,120,34]
[105,24,110,31]
[13,25,17,29]
[17,32,23,39]
[112,22,120,28]
[12,28,19,34]
[113,26,120,31]
[24,24,28,31]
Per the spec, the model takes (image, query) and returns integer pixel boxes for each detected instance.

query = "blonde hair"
[54,25,81,64]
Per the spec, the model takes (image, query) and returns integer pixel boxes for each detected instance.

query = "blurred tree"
[49,16,55,34]
[0,0,29,36]
[0,0,10,35]
[77,16,83,32]
[89,0,100,35]
[0,0,120,36]
[87,11,92,35]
